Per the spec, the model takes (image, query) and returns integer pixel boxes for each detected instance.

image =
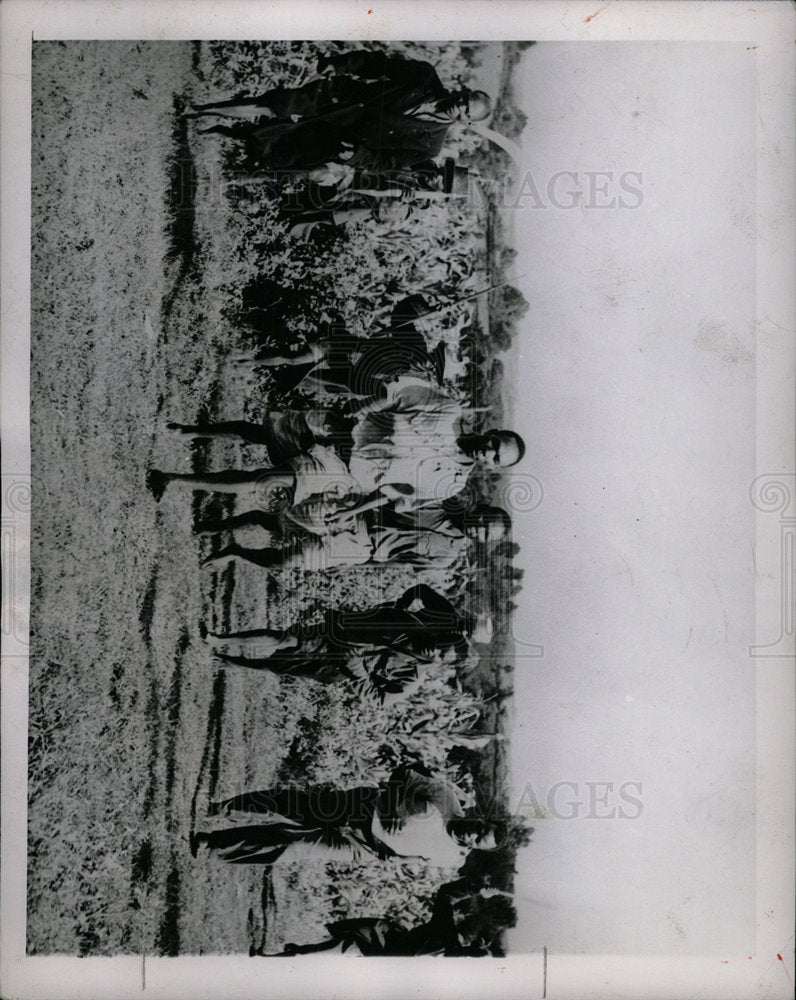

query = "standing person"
[149,376,524,511]
[343,376,525,510]
[186,50,485,123]
[147,416,524,511]
[193,764,503,868]
[190,49,492,177]
[273,878,514,956]
[226,295,442,398]
[202,582,473,679]
[201,502,511,574]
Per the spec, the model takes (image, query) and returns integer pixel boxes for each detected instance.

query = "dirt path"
[27,40,267,956]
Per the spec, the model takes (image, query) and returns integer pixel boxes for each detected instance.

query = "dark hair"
[452,892,518,951]
[439,89,492,121]
[465,90,493,121]
[491,430,525,465]
[436,630,471,662]
[464,504,512,535]
[447,817,507,849]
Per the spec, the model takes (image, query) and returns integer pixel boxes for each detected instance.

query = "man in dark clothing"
[202,583,474,676]
[225,295,442,398]
[193,765,502,868]
[190,49,491,176]
[273,878,513,956]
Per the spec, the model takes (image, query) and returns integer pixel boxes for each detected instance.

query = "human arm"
[343,385,392,419]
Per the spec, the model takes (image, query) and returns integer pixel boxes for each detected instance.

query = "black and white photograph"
[26,34,538,960]
[1,2,794,999]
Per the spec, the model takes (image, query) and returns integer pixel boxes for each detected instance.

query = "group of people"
[187,48,491,179]
[150,46,524,951]
[189,47,493,238]
[149,364,524,702]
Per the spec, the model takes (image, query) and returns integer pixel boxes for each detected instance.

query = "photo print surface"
[25,32,763,968]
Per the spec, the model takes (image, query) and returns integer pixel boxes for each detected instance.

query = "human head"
[451,890,518,952]
[464,504,512,544]
[437,626,473,663]
[467,430,525,469]
[440,89,493,122]
[447,817,506,852]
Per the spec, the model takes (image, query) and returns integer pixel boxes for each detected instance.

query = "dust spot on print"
[693,320,753,366]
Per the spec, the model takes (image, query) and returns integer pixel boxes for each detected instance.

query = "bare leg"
[206,626,291,640]
[211,653,288,672]
[196,123,246,138]
[188,96,279,119]
[149,467,293,498]
[186,107,275,120]
[207,632,297,660]
[277,938,343,955]
[201,543,289,570]
[231,345,324,367]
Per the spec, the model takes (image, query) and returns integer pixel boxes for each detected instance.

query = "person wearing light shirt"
[148,380,524,514]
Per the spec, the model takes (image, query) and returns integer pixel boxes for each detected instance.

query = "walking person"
[202,582,474,678]
[201,501,510,574]
[148,378,525,511]
[193,764,503,868]
[190,49,492,178]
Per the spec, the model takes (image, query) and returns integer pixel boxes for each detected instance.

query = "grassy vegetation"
[29,39,530,957]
